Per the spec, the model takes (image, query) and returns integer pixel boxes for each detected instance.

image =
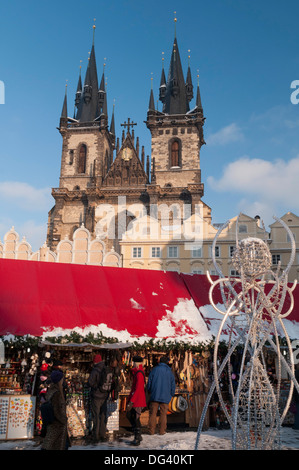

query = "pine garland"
[0,333,216,353]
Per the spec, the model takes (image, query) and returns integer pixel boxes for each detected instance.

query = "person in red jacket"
[126,356,147,446]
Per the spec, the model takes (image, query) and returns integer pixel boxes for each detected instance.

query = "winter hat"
[51,370,64,384]
[133,356,143,364]
[93,354,102,364]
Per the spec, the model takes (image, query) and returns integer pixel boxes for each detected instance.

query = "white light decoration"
[195,215,299,450]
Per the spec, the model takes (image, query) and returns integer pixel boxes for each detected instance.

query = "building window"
[151,247,161,258]
[272,254,281,265]
[229,245,235,257]
[230,269,239,277]
[192,269,203,275]
[78,144,87,174]
[168,246,178,258]
[239,224,247,233]
[170,139,181,168]
[209,245,220,258]
[132,247,142,258]
[191,246,202,258]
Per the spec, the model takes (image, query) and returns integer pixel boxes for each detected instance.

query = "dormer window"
[78,144,87,174]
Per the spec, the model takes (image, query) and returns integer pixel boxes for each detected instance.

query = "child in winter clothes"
[126,356,147,446]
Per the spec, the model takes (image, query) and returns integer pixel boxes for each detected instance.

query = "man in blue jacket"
[147,356,176,435]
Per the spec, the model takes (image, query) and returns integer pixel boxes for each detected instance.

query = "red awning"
[0,258,210,341]
[0,258,299,341]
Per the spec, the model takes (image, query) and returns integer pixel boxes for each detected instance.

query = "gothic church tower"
[47,22,211,256]
[145,24,210,224]
[47,28,116,249]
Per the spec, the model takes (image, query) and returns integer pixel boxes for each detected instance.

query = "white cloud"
[207,155,299,223]
[0,181,51,212]
[206,123,244,146]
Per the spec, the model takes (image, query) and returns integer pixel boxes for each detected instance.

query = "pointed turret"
[75,64,82,112]
[185,52,194,103]
[148,76,155,113]
[159,53,166,103]
[60,83,68,127]
[98,70,106,112]
[110,102,115,136]
[195,71,203,111]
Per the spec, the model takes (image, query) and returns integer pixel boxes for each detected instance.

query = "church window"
[78,144,87,174]
[170,139,181,168]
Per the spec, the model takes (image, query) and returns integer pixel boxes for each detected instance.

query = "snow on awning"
[0,259,211,344]
[1,259,299,344]
[182,273,299,341]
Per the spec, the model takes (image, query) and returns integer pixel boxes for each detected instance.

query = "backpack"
[40,398,55,426]
[99,366,114,393]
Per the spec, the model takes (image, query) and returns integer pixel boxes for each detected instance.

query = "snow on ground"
[1,427,299,451]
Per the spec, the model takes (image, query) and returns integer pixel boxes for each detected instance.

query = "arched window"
[78,144,87,173]
[170,140,180,167]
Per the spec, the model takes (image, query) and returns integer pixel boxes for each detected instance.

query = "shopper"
[87,354,111,443]
[126,356,147,446]
[147,356,176,435]
[41,370,70,450]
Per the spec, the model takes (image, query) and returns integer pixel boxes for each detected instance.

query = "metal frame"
[195,215,299,450]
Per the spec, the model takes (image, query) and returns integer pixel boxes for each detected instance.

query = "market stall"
[0,339,38,439]
[0,259,299,439]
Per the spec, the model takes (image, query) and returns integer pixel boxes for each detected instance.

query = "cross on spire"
[121,118,137,134]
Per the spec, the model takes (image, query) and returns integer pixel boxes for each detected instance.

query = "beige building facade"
[2,211,299,282]
[120,212,270,276]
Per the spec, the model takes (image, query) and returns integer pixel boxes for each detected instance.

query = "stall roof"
[1,258,299,343]
[0,258,211,344]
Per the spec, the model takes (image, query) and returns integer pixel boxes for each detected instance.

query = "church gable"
[103,133,148,188]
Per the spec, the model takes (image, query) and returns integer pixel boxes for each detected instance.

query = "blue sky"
[1,0,299,250]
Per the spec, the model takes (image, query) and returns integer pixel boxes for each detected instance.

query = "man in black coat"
[88,354,110,442]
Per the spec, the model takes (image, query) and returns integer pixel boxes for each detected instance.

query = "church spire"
[160,17,193,115]
[75,22,100,123]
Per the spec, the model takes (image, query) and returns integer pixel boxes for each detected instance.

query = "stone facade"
[46,32,211,259]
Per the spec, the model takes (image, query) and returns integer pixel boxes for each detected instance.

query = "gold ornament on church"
[122,147,133,161]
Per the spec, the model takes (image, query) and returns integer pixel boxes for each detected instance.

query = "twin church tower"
[47,22,210,254]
